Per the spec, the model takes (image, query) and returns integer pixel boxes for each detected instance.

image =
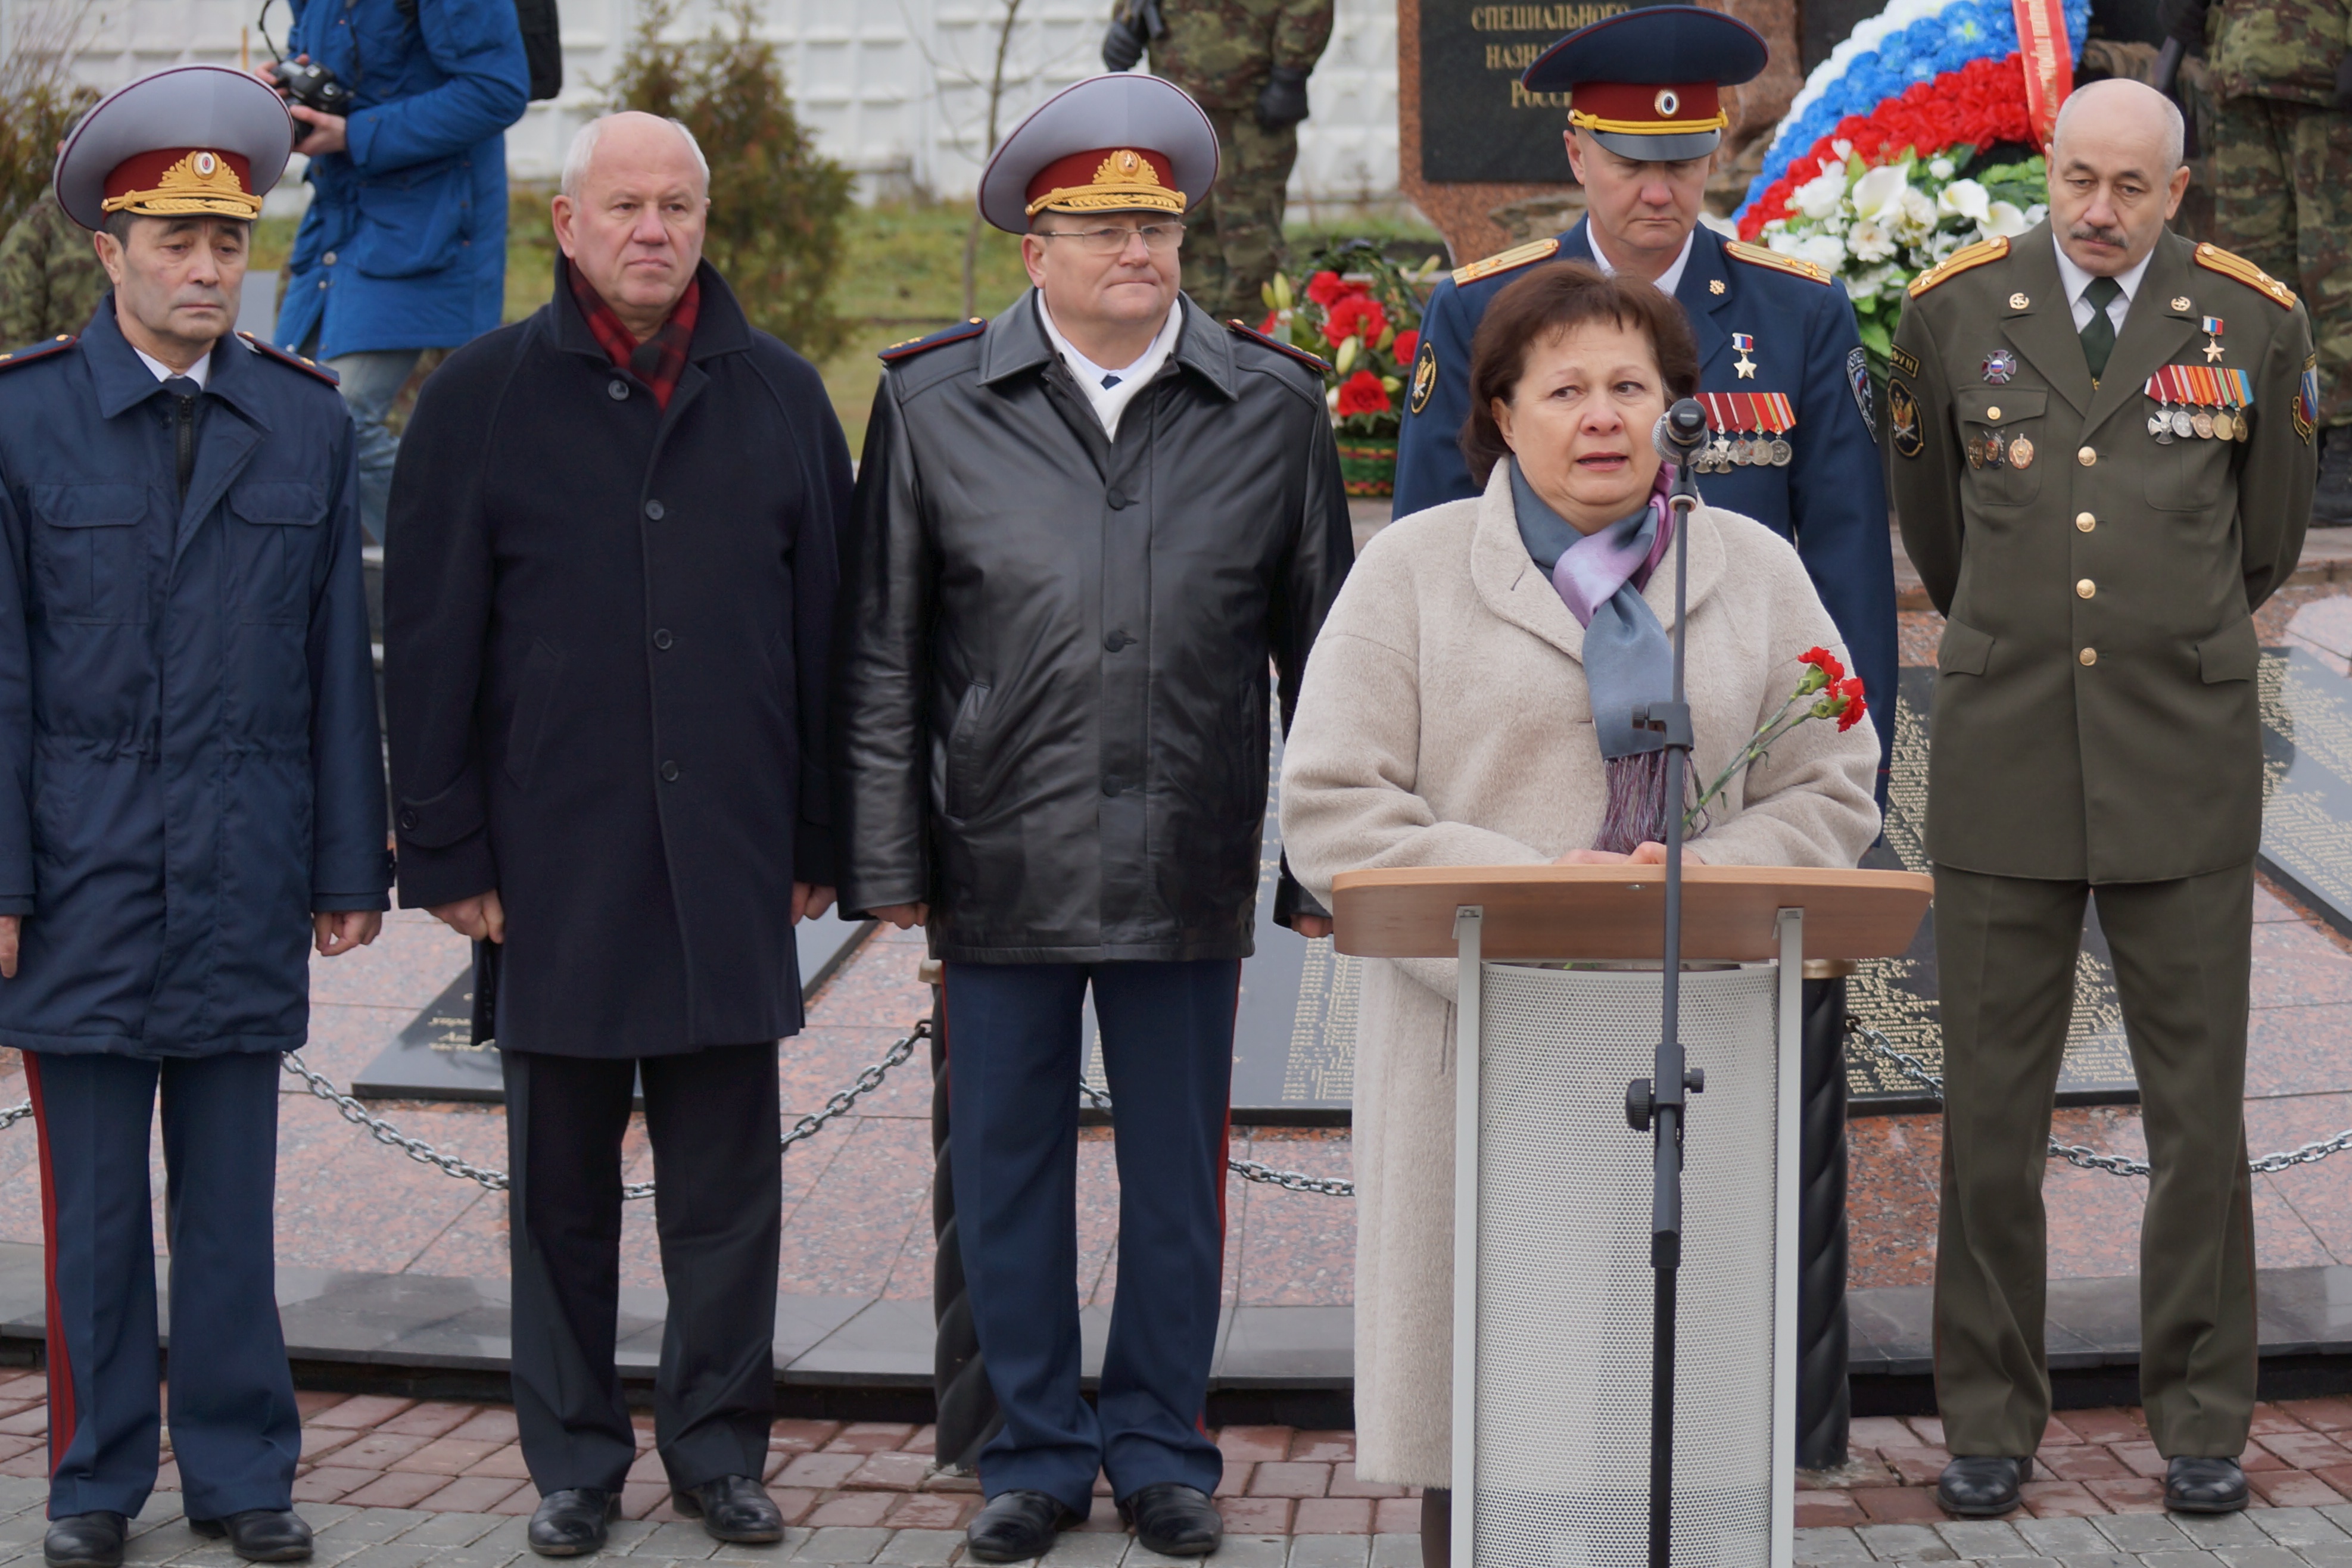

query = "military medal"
[2146,364,2256,444]
[1731,332,1758,380]
[2008,435,2035,468]
[1981,350,2017,385]
[2201,315,2225,365]
[2149,405,2175,442]
[1697,391,1795,474]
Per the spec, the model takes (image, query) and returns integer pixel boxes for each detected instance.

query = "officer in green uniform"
[0,187,108,348]
[1102,0,1334,320]
[1889,77,2315,1520]
[2160,0,2352,521]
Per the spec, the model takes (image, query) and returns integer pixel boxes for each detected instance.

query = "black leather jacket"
[835,291,1352,962]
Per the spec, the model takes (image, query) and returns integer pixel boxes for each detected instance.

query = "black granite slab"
[2258,646,2352,938]
[1416,0,1635,183]
[349,911,879,1104]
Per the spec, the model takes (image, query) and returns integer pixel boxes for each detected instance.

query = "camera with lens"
[275,54,351,116]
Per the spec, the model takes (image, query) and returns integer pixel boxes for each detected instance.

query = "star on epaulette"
[2194,243,2297,310]
[1451,238,1559,287]
[238,331,341,385]
[0,333,76,373]
[1906,236,2010,299]
[878,318,986,363]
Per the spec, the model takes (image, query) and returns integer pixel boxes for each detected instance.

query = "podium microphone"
[1652,397,1709,465]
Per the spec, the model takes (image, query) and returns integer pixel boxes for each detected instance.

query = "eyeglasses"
[1035,222,1188,255]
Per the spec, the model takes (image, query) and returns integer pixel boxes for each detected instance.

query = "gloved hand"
[1103,11,1147,71]
[1257,64,1311,130]
[2155,0,2208,49]
[2335,51,2352,111]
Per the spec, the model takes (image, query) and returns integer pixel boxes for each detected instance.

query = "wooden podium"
[1332,866,1932,1568]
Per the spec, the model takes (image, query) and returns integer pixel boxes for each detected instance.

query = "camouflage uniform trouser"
[2209,94,2352,429]
[1182,109,1300,322]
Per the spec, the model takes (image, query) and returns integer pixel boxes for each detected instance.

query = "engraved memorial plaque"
[1418,0,1636,184]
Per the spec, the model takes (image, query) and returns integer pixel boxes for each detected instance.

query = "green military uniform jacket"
[1889,222,2316,885]
[1144,0,1335,107]
[2207,0,2352,105]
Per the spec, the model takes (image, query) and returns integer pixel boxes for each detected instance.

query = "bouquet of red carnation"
[1685,646,1867,834]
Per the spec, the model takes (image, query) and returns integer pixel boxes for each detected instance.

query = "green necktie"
[2079,276,2124,381]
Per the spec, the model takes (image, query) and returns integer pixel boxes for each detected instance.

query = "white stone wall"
[4,0,1398,204]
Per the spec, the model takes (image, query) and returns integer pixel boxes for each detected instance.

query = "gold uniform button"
[2080,647,2098,666]
[1986,406,2002,421]
[2077,579,2096,598]
[2078,446,2097,466]
[2076,512,2096,532]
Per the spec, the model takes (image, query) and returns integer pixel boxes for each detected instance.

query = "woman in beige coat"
[1278,263,1881,1562]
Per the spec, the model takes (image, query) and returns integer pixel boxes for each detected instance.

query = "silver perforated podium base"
[1451,911,1801,1568]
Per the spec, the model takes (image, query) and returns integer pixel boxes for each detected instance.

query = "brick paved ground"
[1798,1404,2352,1528]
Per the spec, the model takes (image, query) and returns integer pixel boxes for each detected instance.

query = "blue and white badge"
[1981,349,2017,385]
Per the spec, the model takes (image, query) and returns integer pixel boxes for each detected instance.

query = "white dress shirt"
[133,342,213,389]
[1037,294,1182,440]
[1587,227,1696,298]
[2051,232,2154,335]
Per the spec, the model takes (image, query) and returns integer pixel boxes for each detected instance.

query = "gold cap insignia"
[101,146,261,220]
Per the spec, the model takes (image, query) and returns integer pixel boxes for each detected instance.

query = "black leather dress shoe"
[966,1491,1075,1563]
[1119,1483,1223,1557]
[1937,1456,2030,1517]
[43,1512,125,1568]
[2166,1456,2250,1513]
[187,1510,313,1563]
[671,1475,784,1544]
[527,1489,619,1557]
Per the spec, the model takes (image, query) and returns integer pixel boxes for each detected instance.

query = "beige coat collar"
[1469,456,1725,663]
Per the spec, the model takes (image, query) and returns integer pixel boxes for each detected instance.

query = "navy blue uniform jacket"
[1394,219,1899,785]
[0,304,391,1057]
[384,260,850,1058]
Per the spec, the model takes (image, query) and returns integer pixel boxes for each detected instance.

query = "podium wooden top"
[1330,864,1933,961]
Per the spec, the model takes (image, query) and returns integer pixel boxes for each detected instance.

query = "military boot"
[2314,426,2352,527]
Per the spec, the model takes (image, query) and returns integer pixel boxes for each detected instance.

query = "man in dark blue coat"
[0,67,390,1568]
[384,112,851,1559]
[1392,6,1896,800]
[266,0,529,541]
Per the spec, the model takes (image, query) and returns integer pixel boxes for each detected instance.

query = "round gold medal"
[2212,410,2237,441]
[2008,435,2035,469]
[2191,410,2215,439]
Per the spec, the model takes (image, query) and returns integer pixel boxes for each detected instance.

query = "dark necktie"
[162,376,201,501]
[2079,276,2124,382]
[1101,373,1120,389]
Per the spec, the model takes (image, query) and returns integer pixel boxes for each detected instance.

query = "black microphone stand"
[1627,398,1711,1568]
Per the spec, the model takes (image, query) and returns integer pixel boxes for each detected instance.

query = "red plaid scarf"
[567,261,700,410]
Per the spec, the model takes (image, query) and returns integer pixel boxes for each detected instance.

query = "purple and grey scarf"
[1508,458,1684,853]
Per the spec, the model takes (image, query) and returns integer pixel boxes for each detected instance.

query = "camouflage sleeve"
[0,207,51,351]
[1273,0,1335,73]
[0,197,104,350]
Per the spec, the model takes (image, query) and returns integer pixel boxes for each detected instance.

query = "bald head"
[2046,77,2191,278]
[552,110,712,339]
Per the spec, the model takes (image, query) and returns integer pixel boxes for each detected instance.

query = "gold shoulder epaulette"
[2194,242,2297,309]
[1451,238,1559,286]
[0,334,75,372]
[1724,239,1831,285]
[1906,235,2010,299]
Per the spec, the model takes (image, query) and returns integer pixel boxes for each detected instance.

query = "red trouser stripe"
[24,1056,75,1477]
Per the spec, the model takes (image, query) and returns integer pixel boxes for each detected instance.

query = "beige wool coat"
[1278,460,1883,1485]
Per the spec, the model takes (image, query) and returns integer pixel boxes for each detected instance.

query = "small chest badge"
[1731,332,1758,380]
[1981,350,2017,385]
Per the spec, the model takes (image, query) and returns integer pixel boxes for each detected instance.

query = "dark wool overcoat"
[385,259,849,1057]
[0,304,390,1056]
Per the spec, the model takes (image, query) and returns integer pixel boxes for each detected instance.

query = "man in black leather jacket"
[834,73,1351,1568]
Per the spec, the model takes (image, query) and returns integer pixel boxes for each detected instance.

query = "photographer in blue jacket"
[266,0,529,543]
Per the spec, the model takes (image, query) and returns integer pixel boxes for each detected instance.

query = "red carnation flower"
[1391,328,1419,363]
[1306,270,1367,307]
[1259,310,1282,334]
[1325,294,1390,348]
[1798,646,1845,684]
[1335,369,1392,417]
[1834,678,1869,732]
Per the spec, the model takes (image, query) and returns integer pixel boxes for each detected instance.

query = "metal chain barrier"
[1845,1017,2352,1179]
[1080,1083,1356,1197]
[270,1019,930,1201]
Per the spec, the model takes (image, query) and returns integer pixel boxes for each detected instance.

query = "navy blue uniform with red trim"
[1392,217,1899,799]
[0,310,388,1522]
